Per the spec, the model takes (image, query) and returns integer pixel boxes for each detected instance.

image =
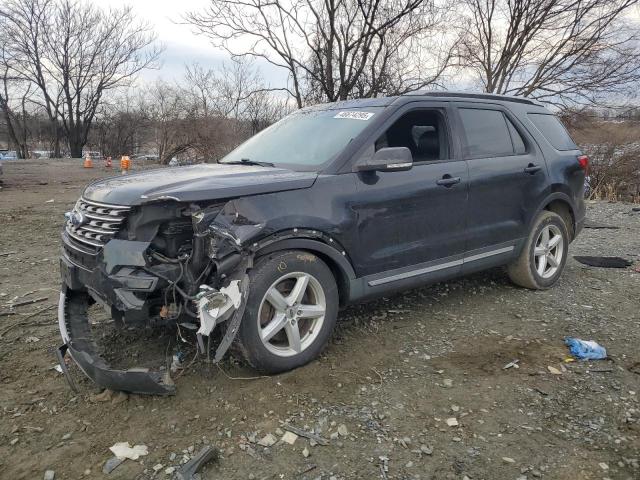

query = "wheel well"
[544,200,575,240]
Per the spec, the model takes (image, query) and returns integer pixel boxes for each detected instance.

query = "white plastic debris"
[109,442,149,460]
[196,280,242,337]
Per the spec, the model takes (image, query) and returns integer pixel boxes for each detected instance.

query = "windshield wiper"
[221,158,275,168]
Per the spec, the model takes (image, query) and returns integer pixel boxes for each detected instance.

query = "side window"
[528,113,577,151]
[506,117,526,155]
[459,108,514,158]
[375,110,449,162]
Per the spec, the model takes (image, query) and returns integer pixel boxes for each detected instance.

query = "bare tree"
[186,0,455,108]
[0,30,31,158]
[458,0,640,106]
[141,81,194,164]
[1,0,162,157]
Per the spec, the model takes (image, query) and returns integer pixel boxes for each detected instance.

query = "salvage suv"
[58,92,587,394]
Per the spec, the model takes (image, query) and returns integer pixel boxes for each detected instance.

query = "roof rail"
[405,90,542,106]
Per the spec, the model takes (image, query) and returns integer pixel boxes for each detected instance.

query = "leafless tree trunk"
[458,0,640,106]
[0,0,162,157]
[186,0,455,107]
[0,36,30,159]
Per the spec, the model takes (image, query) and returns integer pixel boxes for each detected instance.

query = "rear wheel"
[237,250,339,373]
[507,210,569,289]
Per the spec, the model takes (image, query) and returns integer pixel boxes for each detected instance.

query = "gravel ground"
[0,159,639,480]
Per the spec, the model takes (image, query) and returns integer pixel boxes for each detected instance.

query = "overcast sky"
[102,0,289,86]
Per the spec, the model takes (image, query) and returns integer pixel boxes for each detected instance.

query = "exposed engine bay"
[59,199,258,395]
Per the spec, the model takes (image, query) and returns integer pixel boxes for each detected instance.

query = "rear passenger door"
[453,103,549,271]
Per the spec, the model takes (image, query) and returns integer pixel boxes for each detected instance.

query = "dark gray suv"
[58,92,587,395]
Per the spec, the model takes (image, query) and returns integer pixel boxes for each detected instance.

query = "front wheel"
[507,210,569,289]
[236,250,339,373]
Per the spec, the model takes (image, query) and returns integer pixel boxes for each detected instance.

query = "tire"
[507,210,569,290]
[237,250,339,373]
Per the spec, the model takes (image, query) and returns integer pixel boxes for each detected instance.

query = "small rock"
[165,467,175,475]
[443,379,453,387]
[281,431,298,445]
[10,438,19,445]
[420,445,433,455]
[330,432,339,440]
[44,471,55,480]
[62,433,72,441]
[90,389,113,403]
[502,457,516,464]
[25,336,40,343]
[337,424,348,436]
[111,392,129,405]
[405,461,414,468]
[547,366,562,375]
[302,447,310,458]
[83,469,90,476]
[451,405,460,412]
[102,456,124,474]
[169,452,176,461]
[599,462,609,470]
[446,418,459,427]
[257,433,277,447]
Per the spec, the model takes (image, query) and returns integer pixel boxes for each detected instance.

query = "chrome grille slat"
[64,197,130,251]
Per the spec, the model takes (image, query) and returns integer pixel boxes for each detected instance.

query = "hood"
[82,164,318,206]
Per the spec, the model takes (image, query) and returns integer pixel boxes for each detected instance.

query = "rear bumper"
[58,286,176,395]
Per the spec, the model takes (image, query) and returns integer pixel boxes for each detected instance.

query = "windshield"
[220,107,384,170]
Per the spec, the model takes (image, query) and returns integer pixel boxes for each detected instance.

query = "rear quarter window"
[528,113,577,151]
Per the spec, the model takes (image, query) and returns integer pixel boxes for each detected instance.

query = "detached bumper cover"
[58,287,176,396]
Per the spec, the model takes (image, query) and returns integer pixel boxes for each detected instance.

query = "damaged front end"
[58,198,255,395]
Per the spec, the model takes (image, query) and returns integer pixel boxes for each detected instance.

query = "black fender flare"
[253,236,357,305]
[528,191,578,237]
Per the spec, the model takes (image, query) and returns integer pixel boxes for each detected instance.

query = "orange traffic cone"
[83,156,93,168]
[120,155,130,174]
[105,156,112,168]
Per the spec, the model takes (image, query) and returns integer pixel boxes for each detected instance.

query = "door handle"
[436,175,461,187]
[524,163,542,174]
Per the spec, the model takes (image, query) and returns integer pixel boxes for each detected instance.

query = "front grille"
[65,198,131,251]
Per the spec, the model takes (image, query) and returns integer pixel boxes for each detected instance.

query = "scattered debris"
[565,337,607,360]
[302,447,310,458]
[175,445,219,480]
[109,442,149,460]
[43,470,55,480]
[337,424,349,436]
[282,424,329,446]
[6,296,48,309]
[281,431,298,445]
[583,220,619,229]
[443,378,453,387]
[446,418,459,427]
[574,256,632,268]
[45,199,54,203]
[257,433,277,447]
[503,359,520,370]
[547,366,562,375]
[102,457,124,474]
[24,336,40,343]
[502,457,516,464]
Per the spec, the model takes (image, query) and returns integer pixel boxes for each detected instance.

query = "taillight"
[577,155,589,173]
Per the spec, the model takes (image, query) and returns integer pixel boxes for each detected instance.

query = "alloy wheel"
[257,272,326,357]
[533,224,564,279]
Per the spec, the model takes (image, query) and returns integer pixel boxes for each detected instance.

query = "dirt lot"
[0,158,639,480]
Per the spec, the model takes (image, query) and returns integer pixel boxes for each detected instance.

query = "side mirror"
[355,147,413,173]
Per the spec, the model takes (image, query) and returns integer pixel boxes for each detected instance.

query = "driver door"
[350,102,469,284]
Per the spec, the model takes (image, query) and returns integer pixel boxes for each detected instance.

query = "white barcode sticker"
[334,111,375,120]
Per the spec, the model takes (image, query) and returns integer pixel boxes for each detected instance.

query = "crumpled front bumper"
[57,286,176,395]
